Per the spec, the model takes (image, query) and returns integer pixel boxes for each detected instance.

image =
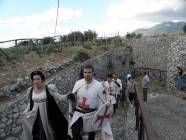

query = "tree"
[84,30,97,41]
[183,24,186,33]
[42,37,55,44]
[126,32,142,39]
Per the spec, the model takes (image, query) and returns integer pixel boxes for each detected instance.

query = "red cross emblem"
[78,97,89,109]
[95,105,111,128]
[108,87,113,95]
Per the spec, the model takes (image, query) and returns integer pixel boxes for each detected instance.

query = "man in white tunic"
[113,74,122,108]
[104,74,117,114]
[69,65,113,140]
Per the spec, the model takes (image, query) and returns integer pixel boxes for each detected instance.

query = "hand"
[103,90,106,94]
[67,93,75,102]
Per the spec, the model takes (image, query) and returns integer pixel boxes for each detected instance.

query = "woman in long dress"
[22,70,70,140]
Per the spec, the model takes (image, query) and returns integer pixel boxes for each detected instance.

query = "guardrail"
[134,87,158,140]
[134,67,167,86]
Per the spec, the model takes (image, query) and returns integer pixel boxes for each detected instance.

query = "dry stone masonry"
[167,37,186,93]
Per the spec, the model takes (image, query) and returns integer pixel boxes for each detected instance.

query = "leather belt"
[75,108,96,114]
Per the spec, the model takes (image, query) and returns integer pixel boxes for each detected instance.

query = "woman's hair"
[177,67,183,76]
[107,74,113,78]
[30,70,45,81]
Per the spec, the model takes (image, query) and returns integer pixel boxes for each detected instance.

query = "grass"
[0,41,128,88]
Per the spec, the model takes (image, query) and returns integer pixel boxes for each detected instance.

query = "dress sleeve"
[23,103,30,113]
[48,84,67,102]
[97,83,106,105]
[23,87,32,113]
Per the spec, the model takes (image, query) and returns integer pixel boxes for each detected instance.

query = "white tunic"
[104,81,117,104]
[113,78,122,95]
[70,79,113,140]
[73,79,104,109]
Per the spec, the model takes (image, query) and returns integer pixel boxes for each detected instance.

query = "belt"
[75,108,96,114]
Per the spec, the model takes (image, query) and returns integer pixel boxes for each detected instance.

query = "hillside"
[134,21,186,35]
[0,42,122,89]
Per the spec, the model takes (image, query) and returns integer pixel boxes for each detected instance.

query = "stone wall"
[85,47,132,80]
[167,37,186,93]
[127,36,186,93]
[127,36,178,70]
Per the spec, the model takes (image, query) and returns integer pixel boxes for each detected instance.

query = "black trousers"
[143,88,148,102]
[71,117,95,140]
[120,88,127,106]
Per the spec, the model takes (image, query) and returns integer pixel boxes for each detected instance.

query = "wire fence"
[0,34,125,64]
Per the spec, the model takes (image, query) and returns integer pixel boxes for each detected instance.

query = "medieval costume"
[69,79,113,140]
[104,80,117,104]
[22,84,69,140]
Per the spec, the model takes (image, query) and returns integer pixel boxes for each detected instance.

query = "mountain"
[134,21,186,35]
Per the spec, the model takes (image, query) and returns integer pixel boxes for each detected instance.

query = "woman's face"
[177,68,181,74]
[33,75,42,87]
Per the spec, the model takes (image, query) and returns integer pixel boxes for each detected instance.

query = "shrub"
[183,24,186,33]
[73,51,90,62]
[83,42,92,50]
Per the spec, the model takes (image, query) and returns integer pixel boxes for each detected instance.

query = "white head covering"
[127,74,131,79]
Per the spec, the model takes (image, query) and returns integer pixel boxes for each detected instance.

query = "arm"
[118,79,122,91]
[125,84,130,104]
[23,87,32,113]
[48,84,68,102]
[114,80,120,88]
[23,103,30,114]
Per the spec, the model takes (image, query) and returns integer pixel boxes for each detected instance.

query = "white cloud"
[107,0,186,20]
[0,8,83,41]
[96,0,186,36]
[95,19,157,37]
[0,0,186,41]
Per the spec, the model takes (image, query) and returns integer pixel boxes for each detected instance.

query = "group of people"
[21,64,152,140]
[22,65,114,140]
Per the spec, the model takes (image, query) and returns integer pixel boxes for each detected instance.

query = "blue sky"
[0,0,186,42]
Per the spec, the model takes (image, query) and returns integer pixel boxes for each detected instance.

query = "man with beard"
[68,65,113,140]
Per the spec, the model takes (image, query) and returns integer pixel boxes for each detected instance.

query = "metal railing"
[134,67,167,86]
[134,87,158,140]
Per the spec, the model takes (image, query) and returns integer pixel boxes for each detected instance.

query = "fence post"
[15,40,19,63]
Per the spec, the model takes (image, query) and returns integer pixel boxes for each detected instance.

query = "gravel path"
[111,105,137,140]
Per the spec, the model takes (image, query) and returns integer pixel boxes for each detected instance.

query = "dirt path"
[111,105,137,140]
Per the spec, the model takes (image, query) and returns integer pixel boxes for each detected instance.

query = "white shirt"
[72,79,104,109]
[113,78,122,95]
[104,81,117,95]
[142,75,150,88]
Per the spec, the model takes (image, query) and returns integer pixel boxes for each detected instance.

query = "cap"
[126,74,131,79]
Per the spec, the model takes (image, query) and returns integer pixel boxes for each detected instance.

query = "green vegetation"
[183,24,186,33]
[0,29,127,64]
[125,32,142,39]
[73,51,90,62]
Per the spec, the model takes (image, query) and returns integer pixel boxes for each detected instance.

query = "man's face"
[84,68,93,82]
[113,74,117,80]
[107,77,112,82]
